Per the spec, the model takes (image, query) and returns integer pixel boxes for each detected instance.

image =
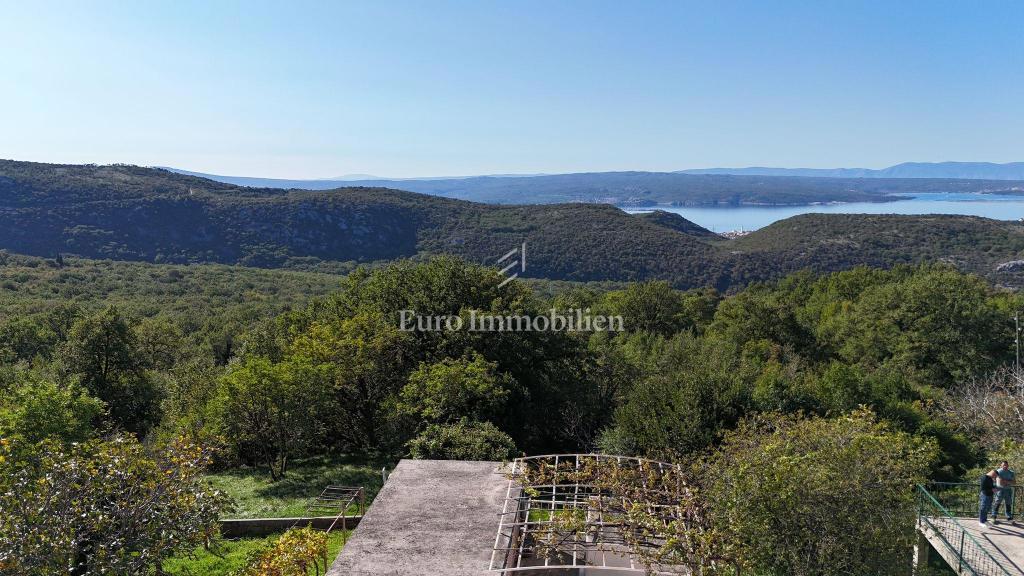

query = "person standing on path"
[992,460,1016,524]
[981,469,999,528]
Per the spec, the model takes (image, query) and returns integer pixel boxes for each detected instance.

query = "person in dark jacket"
[981,469,998,528]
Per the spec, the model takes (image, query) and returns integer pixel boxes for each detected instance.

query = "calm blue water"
[625,192,1024,233]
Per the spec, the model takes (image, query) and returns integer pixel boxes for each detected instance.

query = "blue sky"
[1,1,1022,178]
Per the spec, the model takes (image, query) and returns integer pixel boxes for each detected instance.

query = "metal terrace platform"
[489,454,691,575]
[917,484,1024,575]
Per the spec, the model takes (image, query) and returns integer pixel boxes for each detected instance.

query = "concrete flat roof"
[327,459,506,576]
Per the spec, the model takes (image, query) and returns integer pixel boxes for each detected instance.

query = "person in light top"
[991,460,1016,525]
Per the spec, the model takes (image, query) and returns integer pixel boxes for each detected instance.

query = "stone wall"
[219,516,362,538]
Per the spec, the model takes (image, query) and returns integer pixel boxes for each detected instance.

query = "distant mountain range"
[160,166,1024,207]
[680,161,1024,180]
[168,162,1024,185]
[4,160,1024,290]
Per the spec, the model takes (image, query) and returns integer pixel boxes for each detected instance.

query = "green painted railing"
[916,484,1013,576]
[926,482,1022,522]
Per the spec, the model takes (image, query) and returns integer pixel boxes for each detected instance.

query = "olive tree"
[215,357,330,480]
[397,352,511,425]
[0,372,103,444]
[704,409,936,576]
[59,306,162,436]
[290,311,413,454]
[0,435,229,575]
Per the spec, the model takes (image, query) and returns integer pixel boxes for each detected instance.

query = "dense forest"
[2,253,1023,574]
[4,160,1024,291]
[0,252,343,365]
[2,255,1017,467]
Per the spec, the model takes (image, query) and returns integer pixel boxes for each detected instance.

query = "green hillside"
[632,210,722,238]
[0,160,727,288]
[726,213,1024,286]
[3,160,1024,290]
[0,252,342,321]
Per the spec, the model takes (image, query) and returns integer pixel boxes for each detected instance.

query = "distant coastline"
[624,191,1024,233]
[160,166,1023,208]
[616,195,909,209]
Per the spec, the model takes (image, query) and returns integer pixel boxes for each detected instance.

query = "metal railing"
[916,484,1013,576]
[926,483,1022,521]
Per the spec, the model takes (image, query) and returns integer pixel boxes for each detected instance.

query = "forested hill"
[728,213,1024,287]
[0,160,726,286]
[3,160,1024,290]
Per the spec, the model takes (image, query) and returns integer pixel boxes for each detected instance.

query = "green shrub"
[231,526,329,576]
[407,420,517,461]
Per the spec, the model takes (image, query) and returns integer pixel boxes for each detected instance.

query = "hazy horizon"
[158,160,1024,182]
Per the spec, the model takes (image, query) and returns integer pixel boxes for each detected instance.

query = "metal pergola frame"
[488,454,685,574]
